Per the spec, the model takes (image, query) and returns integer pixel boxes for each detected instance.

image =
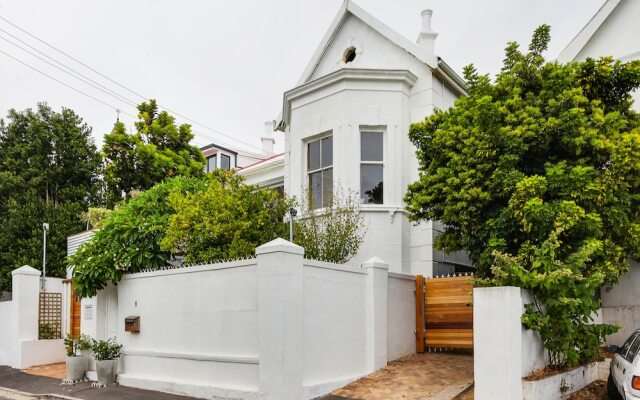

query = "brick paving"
[331,352,473,400]
[22,363,66,380]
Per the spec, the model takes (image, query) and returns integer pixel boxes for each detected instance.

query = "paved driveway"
[331,352,473,400]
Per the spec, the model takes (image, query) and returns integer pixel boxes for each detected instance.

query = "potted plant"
[63,333,92,381]
[91,337,123,386]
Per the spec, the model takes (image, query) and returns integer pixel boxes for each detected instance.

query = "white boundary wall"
[474,287,547,400]
[116,258,260,398]
[88,239,415,400]
[601,261,640,345]
[0,266,65,368]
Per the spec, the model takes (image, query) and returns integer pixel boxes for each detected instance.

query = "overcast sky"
[0,0,604,154]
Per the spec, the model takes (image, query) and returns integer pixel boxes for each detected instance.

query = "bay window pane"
[361,164,383,204]
[361,131,383,161]
[321,136,333,167]
[322,168,333,207]
[309,171,322,209]
[308,140,321,171]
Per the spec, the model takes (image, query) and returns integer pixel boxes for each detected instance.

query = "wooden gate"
[69,284,81,336]
[416,274,474,352]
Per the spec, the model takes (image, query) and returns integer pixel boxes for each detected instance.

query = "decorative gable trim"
[296,0,437,86]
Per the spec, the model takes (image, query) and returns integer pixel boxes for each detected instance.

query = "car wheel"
[608,374,622,400]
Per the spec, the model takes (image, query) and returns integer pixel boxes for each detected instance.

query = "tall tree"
[102,100,205,206]
[0,103,102,291]
[405,26,640,366]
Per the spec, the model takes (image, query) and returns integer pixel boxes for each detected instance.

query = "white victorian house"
[229,0,473,277]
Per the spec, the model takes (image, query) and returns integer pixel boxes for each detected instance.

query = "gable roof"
[295,0,463,87]
[275,0,467,131]
[557,0,622,62]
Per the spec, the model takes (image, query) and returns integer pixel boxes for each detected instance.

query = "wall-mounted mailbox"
[125,316,140,333]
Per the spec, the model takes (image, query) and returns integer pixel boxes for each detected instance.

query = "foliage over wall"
[70,176,206,298]
[70,172,290,298]
[0,104,102,291]
[405,25,640,367]
[161,171,290,262]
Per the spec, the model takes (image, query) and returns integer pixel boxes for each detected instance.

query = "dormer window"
[221,154,231,170]
[207,155,217,173]
[343,47,357,63]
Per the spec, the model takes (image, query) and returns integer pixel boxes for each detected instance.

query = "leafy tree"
[294,186,365,263]
[161,171,290,262]
[102,99,205,206]
[80,207,112,230]
[70,176,206,298]
[0,104,102,291]
[405,26,640,367]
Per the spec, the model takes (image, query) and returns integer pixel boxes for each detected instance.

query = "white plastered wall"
[284,27,467,275]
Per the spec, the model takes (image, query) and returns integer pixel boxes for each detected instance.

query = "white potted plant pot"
[66,355,89,381]
[95,359,118,386]
[91,337,122,387]
[63,333,92,382]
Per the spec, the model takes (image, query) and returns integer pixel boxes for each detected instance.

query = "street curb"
[434,380,473,400]
[0,386,82,400]
[451,382,474,400]
[0,386,37,400]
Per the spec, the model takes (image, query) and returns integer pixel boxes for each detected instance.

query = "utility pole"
[41,223,49,291]
[289,208,297,242]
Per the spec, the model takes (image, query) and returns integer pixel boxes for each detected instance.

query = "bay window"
[307,135,333,209]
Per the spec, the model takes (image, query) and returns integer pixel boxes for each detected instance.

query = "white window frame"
[305,132,333,209]
[359,128,385,205]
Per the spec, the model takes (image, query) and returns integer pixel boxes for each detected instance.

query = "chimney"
[261,121,275,154]
[417,9,438,57]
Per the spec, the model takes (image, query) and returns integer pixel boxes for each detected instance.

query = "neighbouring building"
[201,125,277,173]
[557,0,640,111]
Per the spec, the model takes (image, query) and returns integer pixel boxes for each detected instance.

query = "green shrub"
[64,333,92,357]
[160,171,290,262]
[38,322,57,339]
[293,186,365,263]
[91,337,122,361]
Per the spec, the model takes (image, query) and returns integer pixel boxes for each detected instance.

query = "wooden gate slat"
[415,275,425,353]
[417,275,474,352]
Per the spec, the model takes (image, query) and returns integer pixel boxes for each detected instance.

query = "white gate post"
[474,286,524,400]
[11,265,41,368]
[363,256,389,372]
[256,238,305,400]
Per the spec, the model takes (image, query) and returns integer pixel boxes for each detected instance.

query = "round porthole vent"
[343,46,357,63]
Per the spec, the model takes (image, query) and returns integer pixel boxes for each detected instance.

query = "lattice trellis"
[39,292,62,339]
